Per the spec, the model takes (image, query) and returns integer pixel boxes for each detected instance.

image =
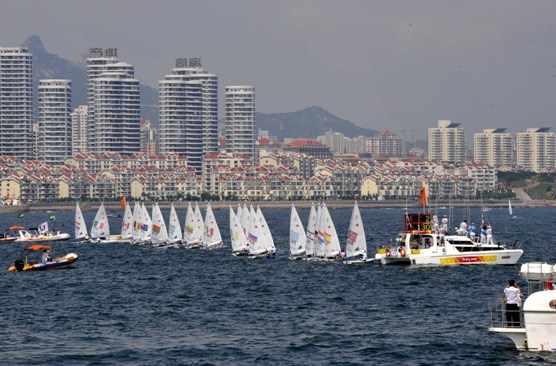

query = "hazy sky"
[2,0,556,139]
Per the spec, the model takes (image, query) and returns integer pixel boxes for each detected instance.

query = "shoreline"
[3,199,554,213]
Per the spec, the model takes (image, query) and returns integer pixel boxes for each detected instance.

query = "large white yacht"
[375,213,522,266]
[489,262,556,351]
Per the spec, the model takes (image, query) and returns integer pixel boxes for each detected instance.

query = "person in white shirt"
[458,220,468,236]
[441,215,449,235]
[486,225,494,244]
[41,249,51,263]
[504,279,522,327]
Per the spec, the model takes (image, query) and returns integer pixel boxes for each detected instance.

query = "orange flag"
[120,196,127,210]
[419,186,428,207]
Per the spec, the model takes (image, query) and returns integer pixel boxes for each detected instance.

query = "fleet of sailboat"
[72,199,521,267]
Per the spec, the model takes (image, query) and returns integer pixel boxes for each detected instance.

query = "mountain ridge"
[20,35,376,139]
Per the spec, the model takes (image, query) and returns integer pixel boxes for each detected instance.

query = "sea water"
[0,206,555,365]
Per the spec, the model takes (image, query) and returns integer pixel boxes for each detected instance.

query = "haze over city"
[2,0,556,139]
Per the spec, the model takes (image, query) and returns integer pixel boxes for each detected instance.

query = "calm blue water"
[1,206,555,365]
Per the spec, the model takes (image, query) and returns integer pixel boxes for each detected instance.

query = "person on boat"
[457,220,468,236]
[480,225,487,244]
[432,215,439,233]
[441,215,448,234]
[41,249,52,263]
[361,251,367,261]
[486,225,494,244]
[469,223,477,242]
[503,279,522,327]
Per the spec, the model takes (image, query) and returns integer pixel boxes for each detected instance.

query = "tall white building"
[428,120,467,163]
[0,47,33,160]
[516,128,555,172]
[38,80,72,165]
[86,48,140,155]
[71,105,88,155]
[158,58,218,172]
[225,86,255,157]
[473,128,513,167]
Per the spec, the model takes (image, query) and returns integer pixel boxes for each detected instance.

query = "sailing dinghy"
[151,203,170,247]
[343,202,373,264]
[167,203,183,245]
[229,206,249,255]
[184,202,202,248]
[74,202,89,241]
[202,203,223,250]
[289,204,307,259]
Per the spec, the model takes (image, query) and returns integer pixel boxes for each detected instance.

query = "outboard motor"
[14,259,25,271]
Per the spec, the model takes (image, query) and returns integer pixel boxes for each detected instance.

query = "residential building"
[86,48,140,155]
[516,128,556,172]
[225,85,255,157]
[428,120,467,163]
[38,79,72,165]
[0,47,33,160]
[473,128,513,167]
[283,139,333,159]
[158,58,218,172]
[71,105,88,155]
[368,130,404,157]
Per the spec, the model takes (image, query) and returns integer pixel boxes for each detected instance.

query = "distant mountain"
[256,106,377,140]
[22,35,159,126]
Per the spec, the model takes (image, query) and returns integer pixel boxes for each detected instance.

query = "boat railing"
[497,240,521,248]
[488,299,524,329]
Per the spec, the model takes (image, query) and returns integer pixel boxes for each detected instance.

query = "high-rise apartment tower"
[38,79,72,164]
[0,47,33,160]
[225,86,255,157]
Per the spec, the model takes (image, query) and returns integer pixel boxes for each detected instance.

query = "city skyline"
[2,1,556,139]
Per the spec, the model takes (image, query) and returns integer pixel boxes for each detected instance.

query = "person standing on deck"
[441,215,449,235]
[504,279,522,327]
[486,225,494,244]
[457,220,468,236]
[432,215,439,234]
[480,225,487,244]
[469,223,477,242]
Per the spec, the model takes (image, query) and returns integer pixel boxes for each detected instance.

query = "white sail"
[322,204,341,258]
[91,203,110,239]
[168,203,183,243]
[290,204,307,256]
[236,204,243,222]
[75,202,88,240]
[203,203,222,249]
[131,202,142,241]
[183,202,197,244]
[194,203,204,241]
[248,205,266,255]
[240,202,250,237]
[120,202,133,239]
[257,206,275,253]
[229,206,248,253]
[315,203,325,257]
[140,203,152,242]
[509,199,513,217]
[305,203,317,256]
[151,203,169,245]
[345,202,366,258]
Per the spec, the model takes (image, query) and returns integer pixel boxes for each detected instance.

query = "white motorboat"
[489,262,556,351]
[375,213,522,266]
